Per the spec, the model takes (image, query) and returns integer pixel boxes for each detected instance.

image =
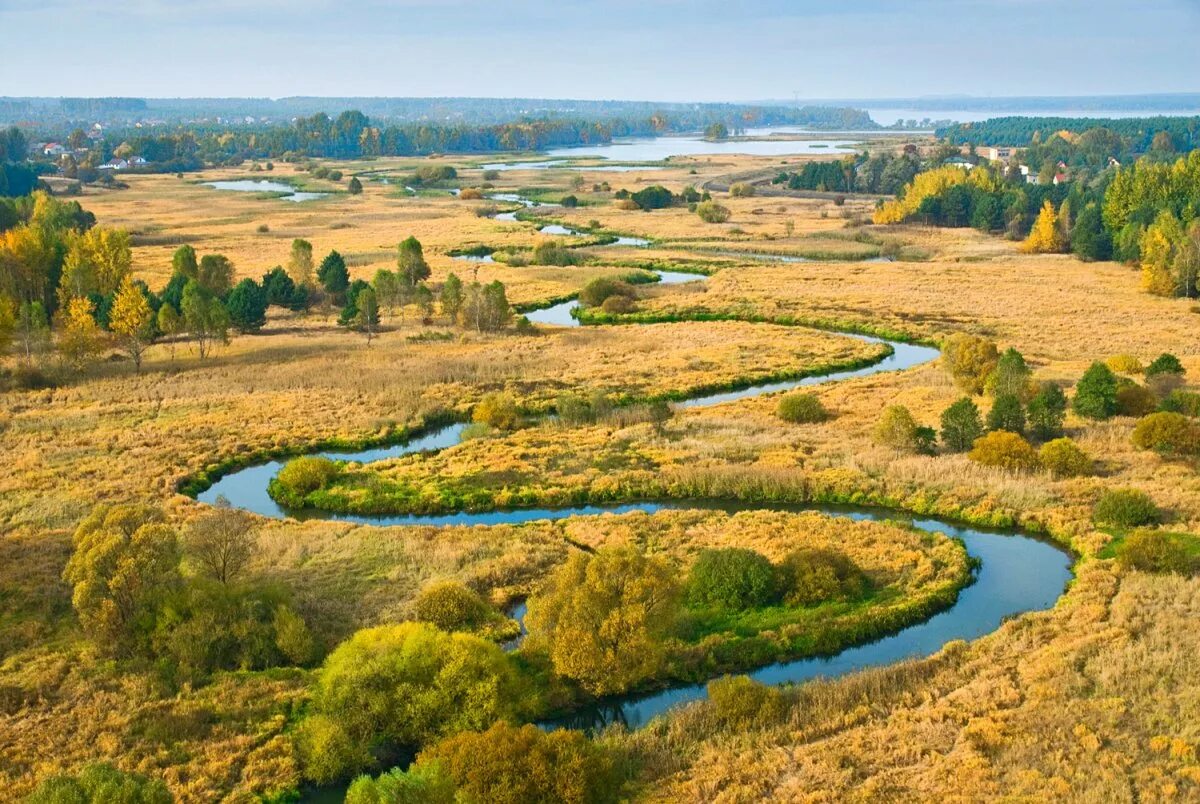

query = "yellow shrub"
[968,431,1041,473]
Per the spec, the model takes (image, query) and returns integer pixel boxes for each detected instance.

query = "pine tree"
[1070,203,1112,262]
[318,250,350,301]
[226,278,267,333]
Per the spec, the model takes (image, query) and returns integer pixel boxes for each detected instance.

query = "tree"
[318,250,350,301]
[226,277,268,333]
[0,295,15,357]
[440,273,464,321]
[109,275,155,372]
[348,176,363,195]
[311,623,522,750]
[1028,382,1068,440]
[416,721,621,804]
[778,392,828,423]
[1073,361,1119,420]
[346,763,455,804]
[873,405,923,451]
[172,244,199,280]
[1021,200,1064,253]
[1131,411,1200,456]
[686,548,776,611]
[525,546,681,696]
[1146,352,1186,397]
[460,280,510,332]
[987,393,1026,433]
[57,295,103,372]
[986,347,1032,400]
[372,268,402,316]
[59,227,132,301]
[197,254,235,296]
[472,391,521,430]
[351,286,380,344]
[62,504,182,657]
[185,496,255,584]
[16,300,50,363]
[413,283,434,320]
[262,265,308,310]
[181,279,230,359]
[397,236,431,286]
[288,238,315,287]
[156,303,182,360]
[941,333,999,394]
[1173,221,1200,299]
[1070,202,1112,262]
[940,397,984,452]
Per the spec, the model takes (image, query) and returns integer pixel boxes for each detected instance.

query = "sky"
[1,0,1199,101]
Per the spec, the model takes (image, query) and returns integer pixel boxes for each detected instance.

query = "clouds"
[1,0,1198,100]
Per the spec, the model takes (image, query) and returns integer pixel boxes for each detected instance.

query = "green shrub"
[1039,438,1092,478]
[1115,382,1158,417]
[1094,489,1160,529]
[706,674,787,731]
[532,239,583,266]
[968,431,1040,472]
[1130,411,1200,455]
[1146,352,1185,378]
[346,762,456,804]
[939,397,983,452]
[630,185,674,210]
[297,714,371,784]
[276,456,340,497]
[26,763,172,804]
[1160,390,1200,417]
[775,548,869,607]
[412,581,493,632]
[1116,530,1197,575]
[1027,382,1068,440]
[941,333,999,395]
[686,548,777,610]
[696,200,730,223]
[986,393,1026,433]
[778,392,828,424]
[1073,361,1119,420]
[473,392,521,430]
[873,405,931,453]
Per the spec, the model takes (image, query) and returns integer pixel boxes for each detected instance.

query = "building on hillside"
[99,158,130,171]
[981,146,1014,162]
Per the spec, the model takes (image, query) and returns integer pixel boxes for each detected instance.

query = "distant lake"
[204,179,328,202]
[543,132,860,161]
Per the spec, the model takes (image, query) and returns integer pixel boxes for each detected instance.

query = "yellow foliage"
[874,166,992,224]
[1021,201,1064,254]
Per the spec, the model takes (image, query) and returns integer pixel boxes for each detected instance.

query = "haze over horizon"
[2,0,1198,102]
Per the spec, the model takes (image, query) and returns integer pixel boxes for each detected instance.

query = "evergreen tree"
[317,250,350,301]
[226,278,267,333]
[1028,382,1068,440]
[986,393,1026,434]
[1073,362,1119,420]
[1070,202,1112,262]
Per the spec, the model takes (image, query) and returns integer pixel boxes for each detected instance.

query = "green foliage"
[941,333,999,395]
[532,239,583,266]
[554,391,614,425]
[695,200,731,223]
[1131,411,1200,455]
[939,397,983,452]
[297,714,371,785]
[26,763,172,804]
[986,393,1026,434]
[346,762,456,804]
[274,456,340,500]
[1039,437,1092,478]
[459,280,511,332]
[1161,390,1200,417]
[1027,382,1068,441]
[397,236,431,285]
[1094,489,1160,529]
[261,265,308,310]
[348,176,363,195]
[439,273,463,320]
[968,431,1041,472]
[62,505,181,658]
[578,278,635,308]
[412,581,493,632]
[686,548,777,611]
[417,721,622,804]
[525,546,681,696]
[777,392,828,424]
[225,277,267,333]
[318,250,350,298]
[873,405,933,453]
[1116,530,1198,575]
[729,182,755,197]
[706,674,787,731]
[180,279,230,359]
[985,347,1032,399]
[310,623,523,756]
[630,185,675,210]
[1115,381,1158,417]
[1073,361,1119,420]
[774,548,869,607]
[1070,201,1112,261]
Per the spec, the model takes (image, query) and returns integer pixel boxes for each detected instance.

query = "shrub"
[311,623,522,750]
[775,548,869,607]
[481,169,500,181]
[1160,390,1200,417]
[26,763,172,804]
[939,397,983,452]
[614,198,639,210]
[1131,411,1200,455]
[873,405,931,453]
[686,548,777,610]
[417,721,621,804]
[968,431,1040,472]
[695,200,731,223]
[1146,352,1185,378]
[778,392,828,424]
[525,546,680,696]
[578,277,634,308]
[941,333,999,395]
[560,194,579,208]
[276,456,340,497]
[986,393,1025,433]
[1039,438,1092,478]
[729,182,756,197]
[1028,382,1068,440]
[630,185,674,210]
[1116,382,1158,417]
[1094,489,1160,529]
[600,294,636,315]
[532,239,583,266]
[707,674,787,731]
[1073,362,1119,420]
[473,392,521,430]
[297,714,371,784]
[1106,354,1143,374]
[346,762,456,804]
[412,581,493,632]
[1116,530,1196,575]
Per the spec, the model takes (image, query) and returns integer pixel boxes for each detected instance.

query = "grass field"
[4,147,1200,800]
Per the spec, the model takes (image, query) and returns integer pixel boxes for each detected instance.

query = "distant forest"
[940,116,1200,151]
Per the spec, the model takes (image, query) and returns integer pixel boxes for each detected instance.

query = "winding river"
[198,269,1072,733]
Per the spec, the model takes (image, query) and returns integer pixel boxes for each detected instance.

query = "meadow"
[3,143,1200,801]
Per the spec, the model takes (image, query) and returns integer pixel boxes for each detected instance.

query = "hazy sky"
[2,0,1199,101]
